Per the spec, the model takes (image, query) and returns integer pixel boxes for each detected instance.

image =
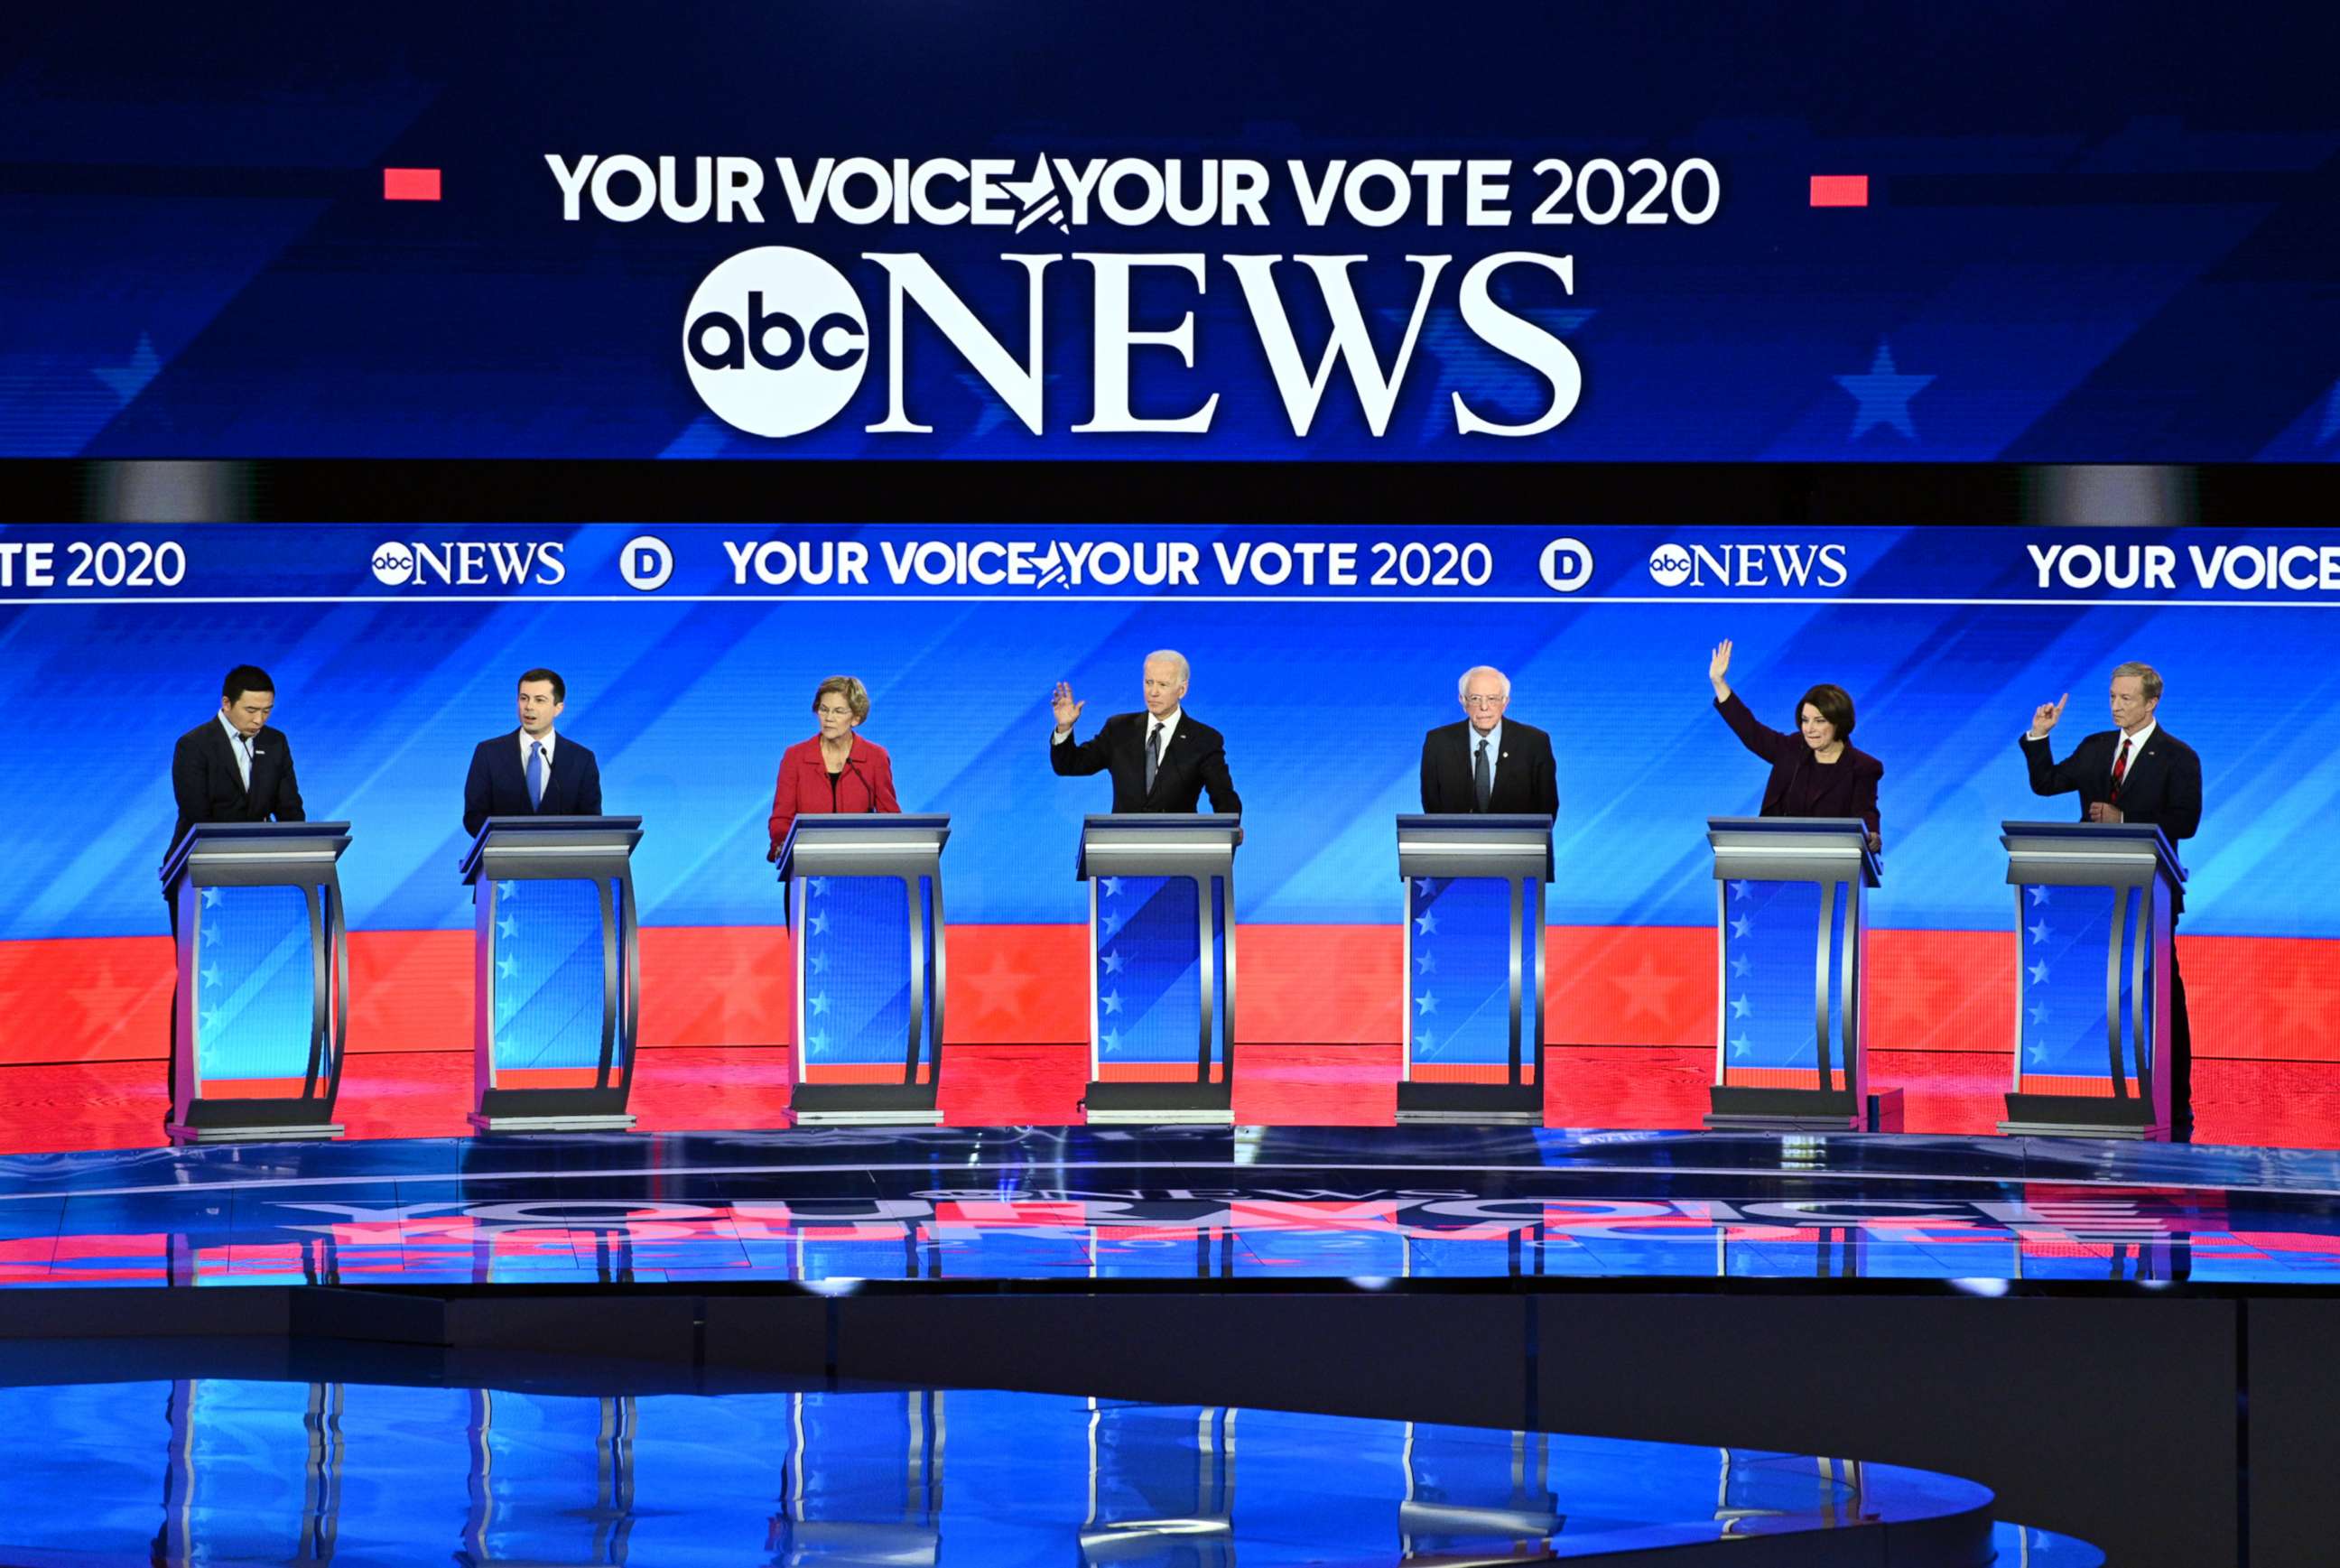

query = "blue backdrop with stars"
[4,3,2337,459]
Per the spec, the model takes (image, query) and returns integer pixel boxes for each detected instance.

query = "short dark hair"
[221,665,274,703]
[518,667,566,704]
[1797,683,1856,739]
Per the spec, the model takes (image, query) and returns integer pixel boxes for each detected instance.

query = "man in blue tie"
[462,668,604,838]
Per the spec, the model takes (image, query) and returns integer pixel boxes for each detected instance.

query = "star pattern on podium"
[1730,915,1753,939]
[808,994,831,1016]
[808,951,830,975]
[806,877,828,897]
[2029,886,2052,907]
[1731,1034,1751,1060]
[1415,951,1436,975]
[1100,951,1125,975]
[1100,1027,1120,1053]
[1414,993,1438,1016]
[1100,877,1123,898]
[1100,911,1124,939]
[2029,919,2053,945]
[2029,960,2050,986]
[1729,880,1750,901]
[1415,911,1439,937]
[1730,995,1752,1019]
[1730,954,1750,979]
[1101,991,1123,1016]
[200,886,221,909]
[497,914,517,940]
[807,913,829,936]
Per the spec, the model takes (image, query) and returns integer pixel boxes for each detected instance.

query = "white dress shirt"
[520,728,558,773]
[218,711,255,791]
[1466,719,1503,796]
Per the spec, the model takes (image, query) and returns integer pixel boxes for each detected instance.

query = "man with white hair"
[1050,649,1241,814]
[1420,665,1558,814]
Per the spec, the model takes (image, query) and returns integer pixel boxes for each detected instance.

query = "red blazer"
[766,734,900,858]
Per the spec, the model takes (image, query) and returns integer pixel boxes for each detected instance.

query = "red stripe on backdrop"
[1,926,2335,1064]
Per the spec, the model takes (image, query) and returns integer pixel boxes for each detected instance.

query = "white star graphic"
[1415,952,1436,975]
[2029,960,2050,986]
[1415,1031,1435,1051]
[497,954,516,979]
[200,886,221,908]
[807,877,829,896]
[1100,951,1125,974]
[2029,1004,2050,1027]
[808,952,830,975]
[2027,1044,2048,1065]
[199,1009,218,1034]
[1730,955,1751,979]
[809,994,831,1016]
[1101,990,1124,1016]
[200,967,220,988]
[1100,913,1123,938]
[1415,993,1439,1016]
[2029,886,2052,907]
[497,915,517,939]
[1730,916,1753,939]
[1100,1028,1120,1052]
[1731,1035,1751,1059]
[1415,912,1439,936]
[808,913,829,936]
[1729,880,1751,901]
[2029,921,2052,945]
[1730,995,1751,1019]
[807,1029,829,1052]
[1100,877,1123,898]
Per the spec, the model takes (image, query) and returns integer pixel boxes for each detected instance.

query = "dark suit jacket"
[2022,724,2201,909]
[167,716,305,864]
[1050,710,1240,814]
[463,730,603,837]
[767,734,901,858]
[1419,719,1558,814]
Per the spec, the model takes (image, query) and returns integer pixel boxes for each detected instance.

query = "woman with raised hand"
[1708,639,1882,852]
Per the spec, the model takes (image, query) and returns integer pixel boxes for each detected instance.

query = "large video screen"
[4,522,2333,1069]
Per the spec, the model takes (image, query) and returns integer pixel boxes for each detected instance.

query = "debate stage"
[5,1120,2336,1563]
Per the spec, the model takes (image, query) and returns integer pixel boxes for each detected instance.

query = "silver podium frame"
[1395,813,1553,1124]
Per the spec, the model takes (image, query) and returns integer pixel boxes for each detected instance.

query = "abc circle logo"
[371,543,416,586]
[1648,544,1695,588]
[618,534,673,592]
[684,246,868,438]
[1538,537,1594,593]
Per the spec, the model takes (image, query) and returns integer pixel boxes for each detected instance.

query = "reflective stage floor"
[0,1369,2099,1565]
[3,1125,2340,1291]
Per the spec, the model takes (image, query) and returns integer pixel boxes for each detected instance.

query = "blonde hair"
[812,674,870,723]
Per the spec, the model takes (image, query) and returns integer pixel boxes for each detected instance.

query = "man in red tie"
[2022,662,2203,1138]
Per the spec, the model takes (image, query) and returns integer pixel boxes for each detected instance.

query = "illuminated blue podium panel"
[460,816,643,1133]
[2000,821,2182,1141]
[162,821,351,1145]
[777,814,951,1126]
[1704,817,1879,1133]
[1396,814,1553,1125]
[1078,814,1240,1125]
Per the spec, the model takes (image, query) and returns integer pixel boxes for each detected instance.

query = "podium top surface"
[2001,819,2185,886]
[460,814,644,884]
[161,821,351,887]
[1076,812,1240,879]
[775,813,952,880]
[1706,815,1880,886]
[1395,813,1554,881]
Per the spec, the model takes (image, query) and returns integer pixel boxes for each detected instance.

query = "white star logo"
[1730,995,1751,1019]
[2029,886,2051,906]
[807,877,829,897]
[1100,912,1124,938]
[809,994,831,1016]
[1730,916,1753,939]
[1731,1035,1751,1059]
[808,952,830,975]
[2029,1004,2050,1027]
[200,967,220,988]
[1729,880,1751,901]
[808,913,829,936]
[1415,912,1439,936]
[1415,1031,1434,1052]
[497,954,516,979]
[1101,990,1124,1016]
[2029,921,2052,945]
[2029,960,2050,986]
[2027,1044,2048,1064]
[199,1009,219,1034]
[1730,955,1750,979]
[1415,952,1436,975]
[1100,951,1125,974]
[1100,1028,1120,1052]
[1414,993,1438,1016]
[1100,877,1123,898]
[200,886,221,908]
[497,915,517,939]
[499,881,519,898]
[807,1029,829,1052]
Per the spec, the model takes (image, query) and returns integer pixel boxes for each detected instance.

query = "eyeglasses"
[1462,694,1506,708]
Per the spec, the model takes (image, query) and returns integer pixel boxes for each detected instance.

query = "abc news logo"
[684,249,869,439]
[370,541,568,587]
[1646,542,1850,589]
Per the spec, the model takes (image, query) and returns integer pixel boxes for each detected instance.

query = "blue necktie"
[527,741,544,809]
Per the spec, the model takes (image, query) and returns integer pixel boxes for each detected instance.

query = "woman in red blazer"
[766,674,902,859]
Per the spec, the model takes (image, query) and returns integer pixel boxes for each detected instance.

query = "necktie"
[236,734,253,793]
[527,740,545,809]
[1145,724,1162,793]
[1473,738,1491,811]
[2110,735,2131,801]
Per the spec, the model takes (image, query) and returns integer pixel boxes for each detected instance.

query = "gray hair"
[1456,665,1512,700]
[1144,649,1191,684]
[2111,661,2163,702]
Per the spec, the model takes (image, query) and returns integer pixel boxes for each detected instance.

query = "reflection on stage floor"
[1,1125,2336,1292]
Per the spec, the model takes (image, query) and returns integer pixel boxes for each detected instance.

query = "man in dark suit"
[1049,650,1240,814]
[1421,665,1559,814]
[168,664,307,861]
[2022,661,2203,1139]
[163,663,308,1101]
[462,667,604,837]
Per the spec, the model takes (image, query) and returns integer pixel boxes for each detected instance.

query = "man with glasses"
[1420,665,1558,815]
[1049,649,1240,815]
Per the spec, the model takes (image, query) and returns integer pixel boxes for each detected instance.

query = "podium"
[460,815,643,1133]
[162,821,352,1145]
[775,814,951,1125]
[1077,813,1240,1124]
[1999,821,2183,1140]
[1395,814,1553,1124]
[1704,817,1880,1133]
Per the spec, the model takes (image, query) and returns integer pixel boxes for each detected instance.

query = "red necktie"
[2110,736,2131,800]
